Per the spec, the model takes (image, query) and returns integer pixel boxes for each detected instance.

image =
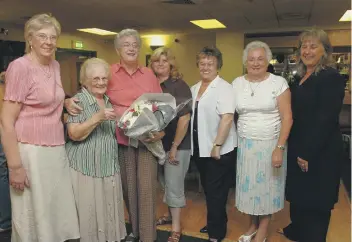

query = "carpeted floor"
[0,224,210,242]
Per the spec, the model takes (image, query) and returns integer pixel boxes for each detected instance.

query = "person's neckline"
[244,73,271,83]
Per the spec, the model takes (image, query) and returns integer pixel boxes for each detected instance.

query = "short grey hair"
[243,41,272,65]
[114,28,141,49]
[296,28,333,77]
[79,58,111,85]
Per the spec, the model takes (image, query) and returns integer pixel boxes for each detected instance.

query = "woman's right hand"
[9,166,30,191]
[65,97,83,116]
[95,108,116,122]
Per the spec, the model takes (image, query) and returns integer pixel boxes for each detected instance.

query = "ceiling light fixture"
[190,19,226,29]
[339,10,352,22]
[77,28,117,36]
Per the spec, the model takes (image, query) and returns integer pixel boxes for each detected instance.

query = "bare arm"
[172,113,191,147]
[0,101,22,168]
[214,113,234,145]
[276,89,293,146]
[68,113,103,141]
[272,89,293,168]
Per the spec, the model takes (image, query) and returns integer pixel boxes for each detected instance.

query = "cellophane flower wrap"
[118,93,191,165]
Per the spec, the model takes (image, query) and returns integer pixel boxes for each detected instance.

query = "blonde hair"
[150,47,183,80]
[296,28,333,77]
[24,13,61,53]
[79,58,111,85]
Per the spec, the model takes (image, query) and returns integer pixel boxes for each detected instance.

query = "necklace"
[30,53,52,78]
[246,73,269,97]
[248,82,261,97]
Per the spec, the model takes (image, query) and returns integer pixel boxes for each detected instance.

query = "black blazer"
[286,67,345,211]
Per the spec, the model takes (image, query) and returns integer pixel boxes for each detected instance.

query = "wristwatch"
[277,145,285,150]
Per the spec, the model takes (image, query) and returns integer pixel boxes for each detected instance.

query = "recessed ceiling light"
[190,19,226,29]
[339,10,352,22]
[77,28,117,36]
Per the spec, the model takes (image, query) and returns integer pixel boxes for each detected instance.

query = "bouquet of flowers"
[118,93,191,165]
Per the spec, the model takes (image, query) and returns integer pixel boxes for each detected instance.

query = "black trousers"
[194,149,237,240]
[284,203,331,242]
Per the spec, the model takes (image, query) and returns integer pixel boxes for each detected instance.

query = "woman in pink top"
[0,14,79,242]
[66,29,163,242]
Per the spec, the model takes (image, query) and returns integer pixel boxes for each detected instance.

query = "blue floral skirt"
[235,137,287,215]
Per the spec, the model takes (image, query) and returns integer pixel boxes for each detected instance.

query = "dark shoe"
[277,226,299,242]
[124,235,139,242]
[0,227,11,233]
[200,225,208,233]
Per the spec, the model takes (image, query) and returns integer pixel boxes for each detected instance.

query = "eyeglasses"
[122,42,139,49]
[35,34,58,43]
[91,77,108,84]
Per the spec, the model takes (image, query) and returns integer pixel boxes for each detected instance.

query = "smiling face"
[116,35,140,65]
[85,65,108,97]
[151,54,171,77]
[198,56,218,82]
[246,47,268,77]
[29,25,58,58]
[300,37,325,69]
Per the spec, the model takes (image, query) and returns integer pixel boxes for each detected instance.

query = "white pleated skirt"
[70,169,127,242]
[11,143,80,242]
[235,137,287,215]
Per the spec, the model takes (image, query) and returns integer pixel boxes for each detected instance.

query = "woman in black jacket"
[280,28,345,242]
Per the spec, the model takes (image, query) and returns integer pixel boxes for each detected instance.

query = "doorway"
[55,48,97,97]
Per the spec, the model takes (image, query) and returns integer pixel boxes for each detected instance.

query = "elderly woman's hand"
[9,166,30,191]
[65,97,83,116]
[272,147,283,168]
[297,157,308,172]
[94,108,116,122]
[143,131,165,143]
[211,146,221,160]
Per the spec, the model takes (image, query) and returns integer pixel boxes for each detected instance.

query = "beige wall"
[216,32,245,82]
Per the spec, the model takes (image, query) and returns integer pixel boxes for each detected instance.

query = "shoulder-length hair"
[149,47,183,80]
[296,28,333,77]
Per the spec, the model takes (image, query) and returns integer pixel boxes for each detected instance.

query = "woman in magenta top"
[0,14,79,242]
[66,29,163,242]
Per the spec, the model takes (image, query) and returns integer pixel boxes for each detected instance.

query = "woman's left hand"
[272,148,283,168]
[211,146,221,160]
[168,146,179,165]
[297,157,308,172]
[144,131,165,143]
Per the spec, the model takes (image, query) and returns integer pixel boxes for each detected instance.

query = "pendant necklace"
[249,81,261,97]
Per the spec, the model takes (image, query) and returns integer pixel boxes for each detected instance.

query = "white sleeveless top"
[232,74,289,140]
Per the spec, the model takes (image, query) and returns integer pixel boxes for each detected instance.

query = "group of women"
[0,12,345,242]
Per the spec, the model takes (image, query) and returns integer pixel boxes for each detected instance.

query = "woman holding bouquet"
[65,29,163,242]
[150,47,192,242]
[191,46,238,242]
[66,58,126,242]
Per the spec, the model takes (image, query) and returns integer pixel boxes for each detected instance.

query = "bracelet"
[172,141,179,147]
[277,145,285,150]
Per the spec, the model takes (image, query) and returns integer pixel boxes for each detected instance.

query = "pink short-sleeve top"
[4,55,65,146]
[107,63,162,146]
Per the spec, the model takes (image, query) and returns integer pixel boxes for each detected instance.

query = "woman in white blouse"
[191,46,237,242]
[232,41,292,242]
